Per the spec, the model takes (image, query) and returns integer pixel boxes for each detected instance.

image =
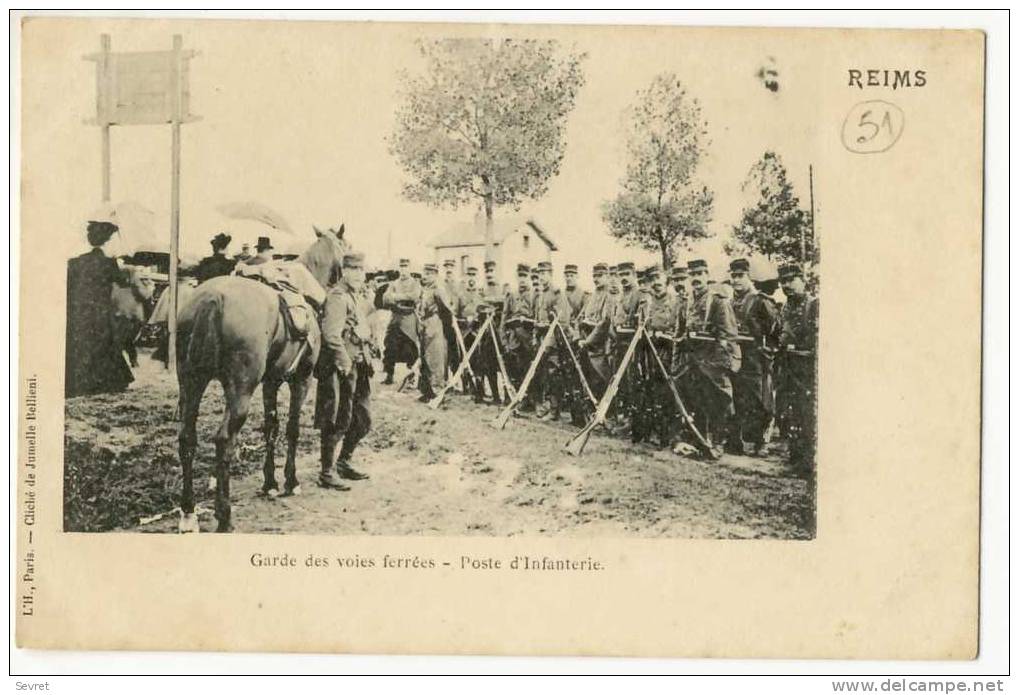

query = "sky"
[24,18,819,282]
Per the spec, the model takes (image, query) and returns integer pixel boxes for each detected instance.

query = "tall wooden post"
[167,35,183,371]
[806,164,815,267]
[100,34,111,202]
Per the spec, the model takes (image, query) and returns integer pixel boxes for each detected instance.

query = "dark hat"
[537,261,553,272]
[647,266,663,280]
[617,261,635,272]
[729,258,751,273]
[342,252,364,269]
[516,263,531,275]
[86,220,118,247]
[423,263,438,273]
[256,236,273,252]
[483,260,497,271]
[669,265,688,278]
[564,263,578,273]
[411,271,422,280]
[466,266,479,275]
[608,265,619,275]
[210,232,232,250]
[778,263,803,280]
[687,259,708,271]
[442,259,456,268]
[398,258,410,267]
[592,263,608,274]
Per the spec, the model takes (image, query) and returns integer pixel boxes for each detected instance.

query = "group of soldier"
[371,254,819,476]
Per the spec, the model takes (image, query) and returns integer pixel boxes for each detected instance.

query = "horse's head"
[301,223,351,288]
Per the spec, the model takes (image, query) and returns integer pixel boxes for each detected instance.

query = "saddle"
[234,261,323,342]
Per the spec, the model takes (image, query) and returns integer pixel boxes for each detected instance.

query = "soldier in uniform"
[728,258,781,455]
[563,264,589,327]
[315,252,374,489]
[454,266,485,396]
[441,259,463,380]
[608,261,643,434]
[472,260,506,403]
[416,263,453,402]
[381,258,421,385]
[639,267,679,446]
[775,263,818,476]
[193,232,237,284]
[577,263,614,400]
[673,259,741,451]
[500,263,536,400]
[532,260,571,420]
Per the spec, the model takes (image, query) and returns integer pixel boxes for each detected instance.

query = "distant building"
[430,214,557,283]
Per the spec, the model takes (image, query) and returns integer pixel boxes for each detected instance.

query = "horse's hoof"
[178,513,200,534]
[263,487,279,500]
[208,476,217,491]
[282,485,301,497]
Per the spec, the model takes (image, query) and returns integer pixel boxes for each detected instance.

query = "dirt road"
[64,352,813,538]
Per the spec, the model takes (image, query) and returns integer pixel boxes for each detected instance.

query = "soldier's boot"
[382,369,394,385]
[317,431,350,491]
[473,377,486,404]
[336,456,369,481]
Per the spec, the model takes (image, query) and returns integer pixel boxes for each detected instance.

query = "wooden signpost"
[86,34,198,370]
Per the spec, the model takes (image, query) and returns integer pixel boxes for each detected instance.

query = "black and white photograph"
[59,23,819,537]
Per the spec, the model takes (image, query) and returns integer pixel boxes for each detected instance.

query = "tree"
[732,152,814,266]
[389,38,586,259]
[601,73,714,269]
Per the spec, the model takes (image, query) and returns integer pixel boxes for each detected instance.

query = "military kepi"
[516,263,530,275]
[778,263,802,280]
[564,263,578,273]
[729,258,751,273]
[342,252,364,269]
[687,258,708,271]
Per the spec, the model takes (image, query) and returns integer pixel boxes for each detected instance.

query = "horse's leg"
[261,380,281,497]
[283,376,309,496]
[178,375,209,533]
[214,380,254,533]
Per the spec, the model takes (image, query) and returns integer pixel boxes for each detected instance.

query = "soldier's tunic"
[471,283,506,401]
[730,288,780,449]
[577,287,613,391]
[532,284,571,414]
[192,252,237,284]
[416,283,453,398]
[382,276,421,376]
[634,291,677,444]
[442,277,463,378]
[675,286,741,442]
[314,279,375,460]
[607,286,643,425]
[565,286,589,328]
[501,287,536,389]
[776,292,819,471]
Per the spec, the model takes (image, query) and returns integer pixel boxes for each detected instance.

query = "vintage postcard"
[15,16,983,658]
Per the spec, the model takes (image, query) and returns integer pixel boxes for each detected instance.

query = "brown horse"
[175,225,350,533]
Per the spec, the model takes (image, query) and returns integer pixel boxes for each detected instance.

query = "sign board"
[86,49,197,125]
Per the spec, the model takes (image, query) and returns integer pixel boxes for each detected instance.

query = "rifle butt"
[427,393,444,410]
[492,406,513,430]
[563,428,592,457]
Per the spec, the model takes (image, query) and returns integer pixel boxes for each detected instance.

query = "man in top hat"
[775,262,818,476]
[415,263,453,402]
[672,258,741,452]
[500,263,537,402]
[194,232,238,284]
[65,218,135,397]
[576,262,615,401]
[728,258,781,455]
[381,258,422,385]
[243,236,274,266]
[315,252,374,489]
[471,259,506,403]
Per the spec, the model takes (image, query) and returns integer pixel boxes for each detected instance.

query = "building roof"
[430,216,557,251]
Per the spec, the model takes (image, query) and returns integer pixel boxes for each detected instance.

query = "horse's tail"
[177,290,224,381]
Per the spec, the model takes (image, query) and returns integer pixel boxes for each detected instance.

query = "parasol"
[215,201,294,236]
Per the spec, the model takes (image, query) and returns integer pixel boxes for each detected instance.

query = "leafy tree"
[389,38,585,259]
[732,152,814,266]
[601,73,714,269]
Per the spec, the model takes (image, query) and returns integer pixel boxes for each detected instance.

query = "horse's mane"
[299,232,347,289]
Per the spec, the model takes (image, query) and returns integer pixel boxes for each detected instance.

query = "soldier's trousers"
[730,358,775,449]
[676,365,734,446]
[383,326,418,376]
[315,361,372,462]
[776,357,816,472]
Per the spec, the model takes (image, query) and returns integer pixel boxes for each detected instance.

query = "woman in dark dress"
[65,220,134,397]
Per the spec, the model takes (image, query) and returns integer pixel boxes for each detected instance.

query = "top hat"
[256,236,273,252]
